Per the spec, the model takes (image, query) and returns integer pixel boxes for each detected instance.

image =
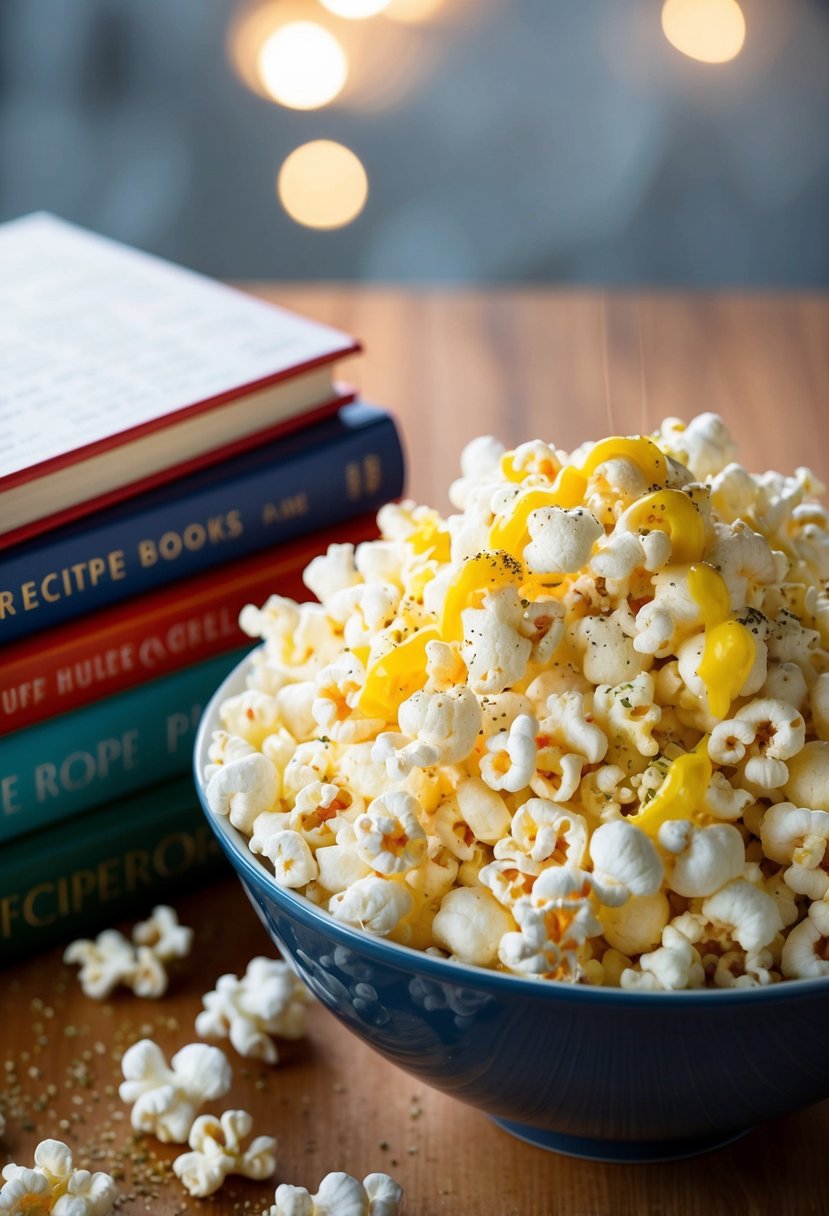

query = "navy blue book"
[0,403,404,645]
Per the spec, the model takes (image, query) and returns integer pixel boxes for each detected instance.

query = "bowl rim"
[194,646,829,1007]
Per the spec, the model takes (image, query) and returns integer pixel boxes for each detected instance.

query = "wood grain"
[3,289,828,1216]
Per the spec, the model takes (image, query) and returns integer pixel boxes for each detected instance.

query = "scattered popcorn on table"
[195,956,313,1063]
[172,1109,277,1197]
[205,414,829,989]
[118,1039,232,1143]
[63,906,192,999]
[0,1138,116,1215]
[266,1170,403,1216]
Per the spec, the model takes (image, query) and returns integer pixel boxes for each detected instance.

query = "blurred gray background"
[1,0,827,284]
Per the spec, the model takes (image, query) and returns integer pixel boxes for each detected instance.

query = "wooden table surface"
[3,289,829,1216]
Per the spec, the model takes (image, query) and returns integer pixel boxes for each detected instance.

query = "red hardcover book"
[0,213,360,550]
[0,513,380,736]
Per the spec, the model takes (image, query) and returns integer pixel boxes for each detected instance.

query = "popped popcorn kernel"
[118,1040,232,1143]
[195,957,312,1063]
[1,1139,116,1216]
[266,1170,403,1216]
[172,1110,277,1197]
[64,906,192,1000]
[206,412,829,988]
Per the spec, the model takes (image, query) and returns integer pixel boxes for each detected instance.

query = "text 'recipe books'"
[0,402,404,645]
[0,212,360,549]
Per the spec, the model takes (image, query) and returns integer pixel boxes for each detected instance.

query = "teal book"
[0,646,250,844]
[0,775,227,964]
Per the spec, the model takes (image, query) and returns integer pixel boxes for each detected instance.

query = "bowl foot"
[490,1117,753,1163]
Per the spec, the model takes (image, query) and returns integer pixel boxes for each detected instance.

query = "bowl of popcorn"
[194,412,829,1163]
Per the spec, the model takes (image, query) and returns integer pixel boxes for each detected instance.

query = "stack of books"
[0,214,405,963]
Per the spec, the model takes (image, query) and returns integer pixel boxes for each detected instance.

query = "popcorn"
[313,654,382,744]
[784,740,829,811]
[524,506,603,574]
[256,828,320,889]
[809,672,829,737]
[592,673,661,758]
[216,412,829,989]
[1,1140,116,1216]
[329,876,413,937]
[575,611,652,687]
[63,929,138,1000]
[397,684,481,765]
[119,1040,232,1143]
[760,803,829,899]
[621,929,705,992]
[728,697,806,789]
[432,886,515,967]
[498,867,601,980]
[502,800,588,867]
[455,777,511,845]
[653,412,738,480]
[781,900,829,979]
[64,906,192,1000]
[353,792,428,875]
[461,585,532,694]
[266,1171,403,1216]
[195,957,312,1063]
[701,879,783,954]
[290,782,361,849]
[218,688,283,748]
[302,542,362,606]
[133,905,193,963]
[658,822,746,898]
[172,1110,277,1197]
[589,821,663,906]
[371,732,439,781]
[479,713,537,793]
[599,891,670,956]
[206,753,279,833]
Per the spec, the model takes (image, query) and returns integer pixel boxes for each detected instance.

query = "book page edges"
[0,368,354,540]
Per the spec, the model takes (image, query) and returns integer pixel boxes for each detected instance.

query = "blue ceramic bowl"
[194,652,829,1163]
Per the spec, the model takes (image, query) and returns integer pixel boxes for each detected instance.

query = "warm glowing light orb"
[661,0,746,64]
[319,0,391,16]
[278,141,369,229]
[257,21,347,109]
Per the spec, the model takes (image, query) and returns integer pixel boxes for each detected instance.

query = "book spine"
[0,513,380,736]
[0,776,227,965]
[0,407,403,644]
[0,647,251,844]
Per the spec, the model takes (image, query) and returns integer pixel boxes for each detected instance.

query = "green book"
[0,776,227,964]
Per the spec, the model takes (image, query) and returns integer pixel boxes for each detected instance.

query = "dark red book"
[0,213,360,550]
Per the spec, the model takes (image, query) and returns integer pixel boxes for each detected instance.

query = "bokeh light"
[278,140,369,228]
[661,0,746,64]
[319,0,392,17]
[384,0,444,22]
[257,21,347,109]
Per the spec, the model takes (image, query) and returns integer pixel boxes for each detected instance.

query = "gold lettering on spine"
[98,858,122,902]
[23,882,57,927]
[70,869,97,912]
[42,572,60,602]
[153,832,196,879]
[1,827,217,946]
[1,894,20,938]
